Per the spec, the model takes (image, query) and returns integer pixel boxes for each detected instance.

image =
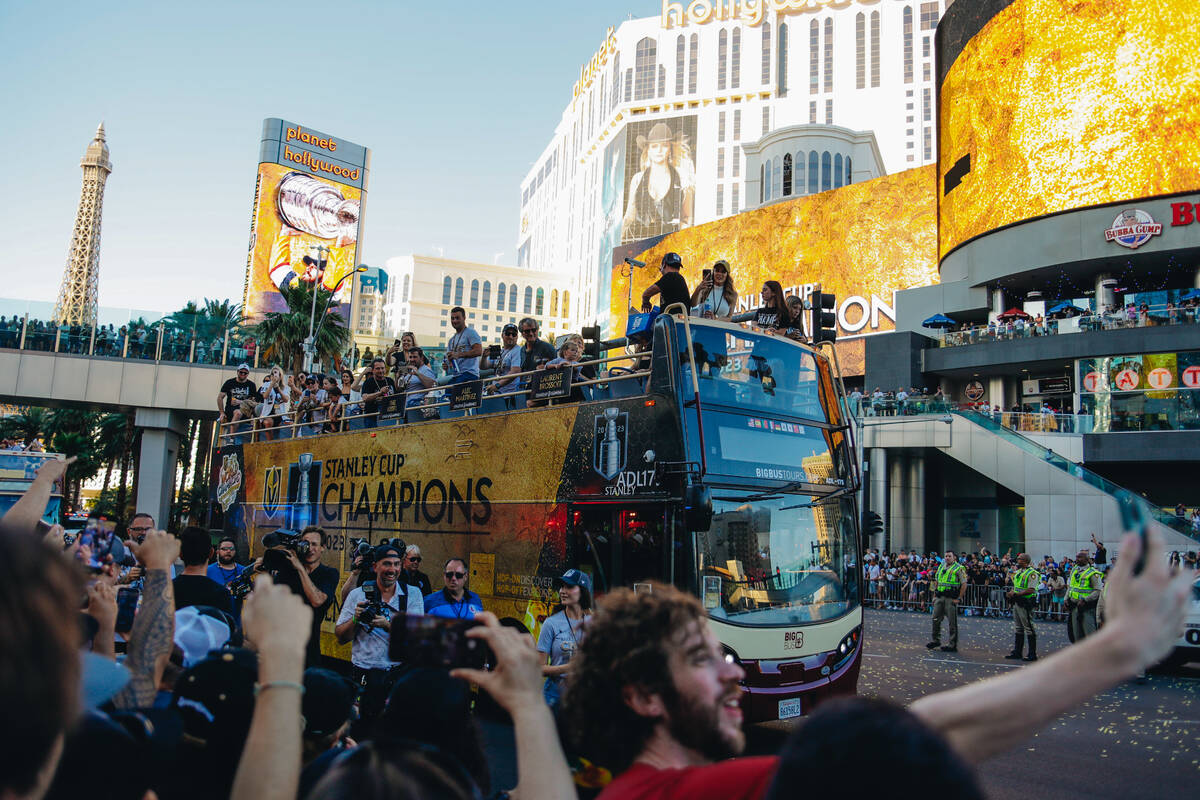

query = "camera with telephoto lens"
[349,537,406,573]
[258,529,311,596]
[227,570,256,600]
[357,580,383,625]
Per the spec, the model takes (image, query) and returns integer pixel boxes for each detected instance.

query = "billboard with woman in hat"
[621,117,697,243]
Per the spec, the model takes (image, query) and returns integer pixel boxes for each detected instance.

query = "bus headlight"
[833,627,861,668]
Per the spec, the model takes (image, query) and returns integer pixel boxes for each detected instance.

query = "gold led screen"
[610,165,940,373]
[938,0,1200,259]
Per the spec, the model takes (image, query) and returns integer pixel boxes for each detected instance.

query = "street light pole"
[305,263,368,373]
[303,245,331,374]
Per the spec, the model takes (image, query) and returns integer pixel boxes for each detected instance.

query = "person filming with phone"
[335,542,424,736]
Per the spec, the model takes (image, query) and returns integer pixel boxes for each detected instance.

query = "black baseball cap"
[375,542,404,561]
[662,252,683,269]
[502,323,519,334]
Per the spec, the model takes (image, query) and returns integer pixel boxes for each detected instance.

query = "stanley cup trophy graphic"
[599,408,623,480]
[296,453,314,529]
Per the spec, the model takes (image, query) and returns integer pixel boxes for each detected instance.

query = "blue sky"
[0,0,655,314]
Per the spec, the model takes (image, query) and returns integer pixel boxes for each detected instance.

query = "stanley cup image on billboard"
[242,119,371,319]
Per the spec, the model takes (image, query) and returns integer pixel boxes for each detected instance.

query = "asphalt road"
[481,608,1199,797]
[750,608,1200,798]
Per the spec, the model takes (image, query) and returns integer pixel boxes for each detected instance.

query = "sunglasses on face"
[444,571,466,579]
[406,556,421,563]
[520,328,537,334]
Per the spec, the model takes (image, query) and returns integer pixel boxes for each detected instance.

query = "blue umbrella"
[1047,301,1086,316]
[1180,288,1200,301]
[922,313,957,329]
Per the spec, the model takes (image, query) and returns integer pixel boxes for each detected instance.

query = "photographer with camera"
[334,542,425,736]
[253,525,339,666]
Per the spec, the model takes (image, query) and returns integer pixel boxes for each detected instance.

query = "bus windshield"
[697,494,860,626]
[681,324,830,422]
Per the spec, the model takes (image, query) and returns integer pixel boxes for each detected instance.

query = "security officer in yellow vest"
[926,550,967,652]
[1005,553,1040,661]
[1067,549,1103,641]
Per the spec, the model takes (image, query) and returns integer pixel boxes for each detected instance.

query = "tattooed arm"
[112,530,180,709]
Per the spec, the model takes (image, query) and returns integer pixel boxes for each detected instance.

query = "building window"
[782,153,793,196]
[402,274,411,302]
[523,286,533,313]
[550,289,559,317]
[870,10,881,87]
[611,52,621,111]
[762,105,770,135]
[846,156,852,183]
[732,183,740,213]
[823,18,833,93]
[470,279,479,307]
[658,65,666,97]
[442,276,451,304]
[808,151,819,193]
[794,150,805,194]
[923,127,932,161]
[718,147,725,178]
[535,288,545,315]
[510,285,519,312]
[562,291,570,318]
[825,98,833,124]
[809,20,819,94]
[922,36,930,58]
[821,151,831,191]
[454,277,464,306]
[625,68,632,101]
[809,101,817,123]
[497,282,506,311]
[760,163,766,203]
[923,88,931,122]
[855,12,865,90]
[903,7,913,84]
[718,29,727,91]
[676,34,685,95]
[716,185,724,216]
[733,109,741,140]
[834,153,843,187]
[732,144,740,177]
[777,22,788,96]
[731,27,741,89]
[688,34,698,93]
[923,62,931,81]
[920,2,940,31]
[634,37,657,101]
[761,22,771,84]
[772,155,782,198]
[482,280,491,309]
[719,111,726,142]
[441,319,447,327]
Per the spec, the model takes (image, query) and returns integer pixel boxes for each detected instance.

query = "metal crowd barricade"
[865,577,1068,622]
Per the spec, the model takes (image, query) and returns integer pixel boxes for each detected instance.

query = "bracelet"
[254,681,305,697]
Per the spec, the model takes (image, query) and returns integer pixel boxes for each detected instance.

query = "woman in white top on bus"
[689,259,739,320]
[257,365,291,441]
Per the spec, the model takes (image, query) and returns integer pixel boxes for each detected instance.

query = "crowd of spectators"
[0,453,1193,800]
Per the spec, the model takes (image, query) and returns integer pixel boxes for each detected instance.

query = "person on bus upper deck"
[402,347,438,409]
[689,260,739,320]
[518,317,556,396]
[424,557,484,619]
[754,281,789,331]
[487,323,524,398]
[545,336,591,403]
[359,358,397,429]
[783,295,809,342]
[444,307,483,385]
[641,252,692,314]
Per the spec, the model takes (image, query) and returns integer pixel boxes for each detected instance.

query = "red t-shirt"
[596,757,779,800]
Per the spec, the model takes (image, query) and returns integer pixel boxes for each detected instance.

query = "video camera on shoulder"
[387,613,490,670]
[258,529,309,595]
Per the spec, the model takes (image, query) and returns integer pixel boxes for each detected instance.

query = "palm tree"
[0,408,51,447]
[248,282,351,374]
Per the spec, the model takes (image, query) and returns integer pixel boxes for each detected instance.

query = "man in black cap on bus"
[641,252,692,313]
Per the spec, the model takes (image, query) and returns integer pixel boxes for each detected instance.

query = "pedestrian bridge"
[859,411,1198,558]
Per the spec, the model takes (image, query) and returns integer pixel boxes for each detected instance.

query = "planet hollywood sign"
[662,0,881,28]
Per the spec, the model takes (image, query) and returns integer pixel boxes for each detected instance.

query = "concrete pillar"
[134,409,189,529]
[987,377,1005,411]
[1194,267,1200,290]
[906,452,925,552]
[888,453,906,554]
[1095,273,1116,310]
[990,286,1005,321]
[870,447,888,551]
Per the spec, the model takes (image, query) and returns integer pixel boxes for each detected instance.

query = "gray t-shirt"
[447,327,482,377]
[537,610,587,683]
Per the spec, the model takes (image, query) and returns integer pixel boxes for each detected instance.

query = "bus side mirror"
[684,484,713,532]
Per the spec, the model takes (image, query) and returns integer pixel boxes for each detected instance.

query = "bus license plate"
[778,698,802,720]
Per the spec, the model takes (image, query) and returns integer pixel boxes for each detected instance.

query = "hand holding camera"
[127,529,180,572]
[356,580,385,627]
[450,611,541,712]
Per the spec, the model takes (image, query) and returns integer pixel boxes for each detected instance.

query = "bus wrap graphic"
[593,407,628,480]
[263,466,282,519]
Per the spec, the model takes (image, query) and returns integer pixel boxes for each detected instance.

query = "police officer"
[926,550,967,652]
[1005,553,1040,661]
[1066,549,1103,642]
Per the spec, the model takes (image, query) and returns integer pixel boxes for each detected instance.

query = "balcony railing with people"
[935,299,1200,348]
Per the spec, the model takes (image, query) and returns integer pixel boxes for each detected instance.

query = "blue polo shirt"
[206,562,245,586]
[423,589,483,620]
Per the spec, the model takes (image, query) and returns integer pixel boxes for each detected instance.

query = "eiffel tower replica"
[53,123,113,326]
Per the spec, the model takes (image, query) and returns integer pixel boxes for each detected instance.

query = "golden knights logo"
[262,466,283,519]
[593,407,628,480]
[282,453,322,529]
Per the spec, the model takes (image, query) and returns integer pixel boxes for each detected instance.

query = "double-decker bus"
[215,310,862,723]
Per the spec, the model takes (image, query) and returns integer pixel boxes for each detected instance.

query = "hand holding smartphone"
[388,614,490,670]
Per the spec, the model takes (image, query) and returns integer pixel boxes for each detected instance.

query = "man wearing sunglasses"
[518,317,556,404]
[424,557,484,619]
[401,544,433,597]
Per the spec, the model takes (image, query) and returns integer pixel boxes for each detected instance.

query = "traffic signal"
[861,510,884,543]
[581,325,602,361]
[810,290,837,344]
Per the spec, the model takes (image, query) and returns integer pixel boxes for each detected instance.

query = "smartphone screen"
[116,587,139,632]
[387,614,488,670]
[703,269,713,281]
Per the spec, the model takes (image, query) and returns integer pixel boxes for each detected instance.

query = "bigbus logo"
[593,408,628,480]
